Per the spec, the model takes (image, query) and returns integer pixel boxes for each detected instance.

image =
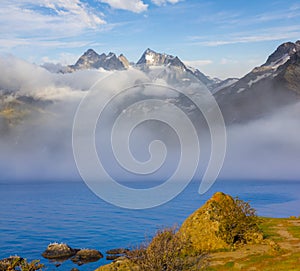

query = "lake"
[1,180,300,270]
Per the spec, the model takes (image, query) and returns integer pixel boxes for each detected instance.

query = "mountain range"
[64,41,300,122]
[65,47,223,91]
[1,40,300,130]
[1,41,300,183]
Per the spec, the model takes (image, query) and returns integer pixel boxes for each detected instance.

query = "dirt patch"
[276,220,300,251]
[209,244,270,266]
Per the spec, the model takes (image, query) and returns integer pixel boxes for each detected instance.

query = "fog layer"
[0,55,299,183]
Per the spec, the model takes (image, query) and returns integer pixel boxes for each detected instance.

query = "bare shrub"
[128,226,207,271]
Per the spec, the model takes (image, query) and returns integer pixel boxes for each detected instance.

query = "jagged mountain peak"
[264,41,299,67]
[136,48,220,89]
[84,48,99,55]
[137,48,178,66]
[215,40,300,124]
[107,52,116,57]
[145,48,156,54]
[77,48,100,62]
[250,40,300,75]
[68,49,128,71]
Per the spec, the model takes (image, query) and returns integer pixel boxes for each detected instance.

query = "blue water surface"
[0,180,300,270]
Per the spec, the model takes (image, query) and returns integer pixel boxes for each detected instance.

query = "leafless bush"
[128,226,207,271]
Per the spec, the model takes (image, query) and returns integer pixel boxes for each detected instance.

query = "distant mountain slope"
[215,41,300,123]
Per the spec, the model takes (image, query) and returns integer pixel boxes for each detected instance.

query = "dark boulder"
[106,248,129,261]
[71,249,103,266]
[42,243,78,260]
[106,248,129,255]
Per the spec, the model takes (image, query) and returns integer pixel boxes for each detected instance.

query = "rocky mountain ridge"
[215,40,300,123]
[66,47,220,90]
[68,49,129,71]
[1,41,300,130]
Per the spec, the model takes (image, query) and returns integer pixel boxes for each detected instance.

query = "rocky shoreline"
[1,192,300,271]
[0,243,128,271]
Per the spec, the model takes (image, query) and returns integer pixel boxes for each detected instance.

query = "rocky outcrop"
[42,243,78,260]
[95,192,263,270]
[95,257,138,271]
[0,256,44,271]
[0,256,22,271]
[179,192,263,253]
[71,249,103,265]
[118,54,130,69]
[106,248,129,260]
[42,243,103,267]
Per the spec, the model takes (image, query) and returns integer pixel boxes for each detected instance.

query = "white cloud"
[220,58,238,65]
[0,0,106,49]
[0,54,110,100]
[41,53,79,66]
[0,38,90,50]
[184,59,213,68]
[100,0,148,13]
[190,25,300,47]
[151,0,181,6]
[98,0,181,12]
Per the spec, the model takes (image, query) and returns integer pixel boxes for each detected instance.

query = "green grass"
[259,218,285,241]
[244,251,300,271]
[207,218,300,271]
[287,225,300,239]
[223,261,234,267]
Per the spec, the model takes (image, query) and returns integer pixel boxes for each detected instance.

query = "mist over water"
[0,55,299,185]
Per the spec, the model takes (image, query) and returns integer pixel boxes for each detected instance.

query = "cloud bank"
[0,55,299,184]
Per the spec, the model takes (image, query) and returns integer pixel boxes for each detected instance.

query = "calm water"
[1,180,300,270]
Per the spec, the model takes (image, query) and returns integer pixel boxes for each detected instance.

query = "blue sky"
[1,0,300,78]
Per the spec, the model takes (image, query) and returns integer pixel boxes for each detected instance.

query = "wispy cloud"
[189,25,300,46]
[183,59,213,67]
[151,0,182,6]
[0,38,94,50]
[98,0,182,13]
[252,10,300,23]
[194,5,300,28]
[195,11,242,25]
[99,0,148,13]
[290,3,300,10]
[0,0,106,49]
[219,58,238,65]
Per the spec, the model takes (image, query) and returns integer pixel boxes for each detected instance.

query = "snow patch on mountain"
[268,54,290,70]
[212,78,238,93]
[248,73,272,87]
[145,53,155,64]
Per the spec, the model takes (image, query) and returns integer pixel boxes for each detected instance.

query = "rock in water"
[42,243,78,259]
[179,192,263,252]
[106,248,129,260]
[106,248,129,255]
[72,249,103,265]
